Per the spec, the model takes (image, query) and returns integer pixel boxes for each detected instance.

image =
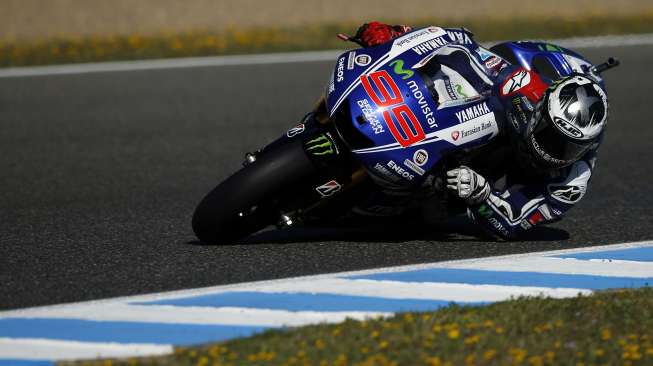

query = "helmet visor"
[529,114,592,165]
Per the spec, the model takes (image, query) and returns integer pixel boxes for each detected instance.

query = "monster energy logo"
[539,43,564,53]
[455,84,469,98]
[306,134,336,156]
[477,204,493,218]
[389,59,414,80]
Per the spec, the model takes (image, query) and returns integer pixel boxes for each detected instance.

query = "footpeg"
[277,214,294,228]
[242,152,257,166]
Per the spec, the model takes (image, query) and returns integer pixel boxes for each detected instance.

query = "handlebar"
[591,57,620,75]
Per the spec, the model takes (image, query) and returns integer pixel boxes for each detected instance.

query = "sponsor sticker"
[446,30,473,45]
[336,56,345,82]
[387,160,414,180]
[553,117,584,139]
[347,52,372,70]
[315,180,342,197]
[394,26,443,48]
[451,121,494,141]
[488,217,511,237]
[389,59,414,80]
[510,97,529,131]
[548,185,585,204]
[305,133,338,156]
[357,99,384,134]
[346,52,356,70]
[442,78,458,100]
[413,149,428,166]
[454,84,469,99]
[411,36,450,56]
[286,123,305,138]
[501,69,531,96]
[455,102,491,123]
[355,54,371,67]
[406,80,437,128]
[484,56,502,69]
[404,158,425,176]
[476,48,494,61]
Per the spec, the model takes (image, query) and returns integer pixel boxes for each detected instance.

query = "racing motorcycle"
[192,26,619,244]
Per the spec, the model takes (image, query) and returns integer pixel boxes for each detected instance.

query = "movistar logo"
[306,134,335,156]
[389,59,414,80]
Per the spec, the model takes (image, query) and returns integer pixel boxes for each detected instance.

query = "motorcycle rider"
[331,22,610,239]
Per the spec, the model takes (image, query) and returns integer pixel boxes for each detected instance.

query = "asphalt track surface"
[2,44,652,310]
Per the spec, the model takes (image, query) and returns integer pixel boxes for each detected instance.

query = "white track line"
[446,256,653,277]
[235,278,590,301]
[0,49,342,78]
[2,303,389,327]
[0,241,651,362]
[0,33,651,78]
[0,281,589,325]
[5,241,650,318]
[0,338,172,361]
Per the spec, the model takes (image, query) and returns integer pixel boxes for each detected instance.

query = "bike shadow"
[197,216,570,245]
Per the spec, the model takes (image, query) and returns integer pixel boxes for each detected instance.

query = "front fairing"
[326,27,500,187]
[494,41,605,87]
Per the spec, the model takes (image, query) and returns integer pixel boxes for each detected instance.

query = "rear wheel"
[192,139,317,244]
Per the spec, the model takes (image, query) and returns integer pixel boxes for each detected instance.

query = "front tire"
[192,139,317,244]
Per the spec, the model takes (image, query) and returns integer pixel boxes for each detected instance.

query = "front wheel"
[192,139,318,244]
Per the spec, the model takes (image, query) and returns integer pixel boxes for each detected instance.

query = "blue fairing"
[325,27,500,187]
[492,41,605,87]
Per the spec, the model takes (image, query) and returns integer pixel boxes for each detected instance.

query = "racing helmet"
[523,74,608,169]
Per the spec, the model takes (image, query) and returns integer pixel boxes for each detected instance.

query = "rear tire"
[192,139,317,244]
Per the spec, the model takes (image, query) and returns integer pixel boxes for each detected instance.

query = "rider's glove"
[446,166,491,205]
[350,22,411,47]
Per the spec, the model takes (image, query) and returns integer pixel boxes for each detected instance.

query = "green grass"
[61,287,653,366]
[3,13,653,67]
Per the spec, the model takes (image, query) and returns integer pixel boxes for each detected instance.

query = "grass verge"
[61,287,653,366]
[3,13,653,68]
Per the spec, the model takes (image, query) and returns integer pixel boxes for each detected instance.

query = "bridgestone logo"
[315,180,342,197]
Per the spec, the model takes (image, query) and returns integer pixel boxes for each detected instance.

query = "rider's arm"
[466,153,596,239]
